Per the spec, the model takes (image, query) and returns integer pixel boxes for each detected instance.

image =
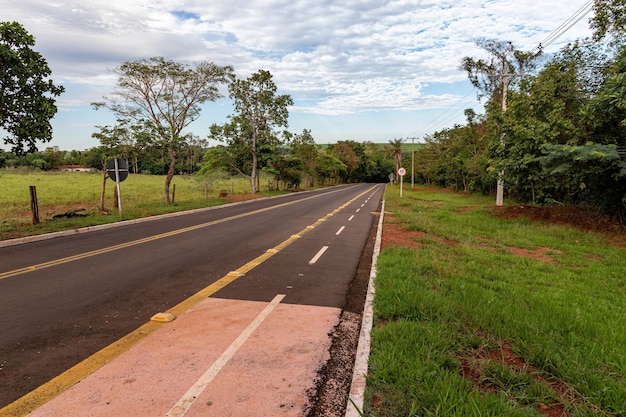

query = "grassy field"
[0,170,280,241]
[365,185,626,416]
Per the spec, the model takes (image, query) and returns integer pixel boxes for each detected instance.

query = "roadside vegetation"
[365,185,626,417]
[0,171,282,241]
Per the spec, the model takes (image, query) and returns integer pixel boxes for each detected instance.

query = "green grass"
[365,185,626,417]
[0,170,283,241]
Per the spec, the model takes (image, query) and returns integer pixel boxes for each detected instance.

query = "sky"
[2,0,595,152]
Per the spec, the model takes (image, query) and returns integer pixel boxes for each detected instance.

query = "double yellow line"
[2,185,379,416]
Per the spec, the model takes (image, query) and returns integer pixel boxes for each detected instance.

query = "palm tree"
[388,138,404,181]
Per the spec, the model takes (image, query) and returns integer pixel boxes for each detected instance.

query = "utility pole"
[406,137,418,188]
[493,60,523,207]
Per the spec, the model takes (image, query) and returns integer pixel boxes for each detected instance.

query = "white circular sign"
[398,167,406,176]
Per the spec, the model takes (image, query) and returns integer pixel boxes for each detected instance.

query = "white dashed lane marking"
[309,246,329,265]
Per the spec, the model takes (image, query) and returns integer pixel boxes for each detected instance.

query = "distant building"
[57,164,92,172]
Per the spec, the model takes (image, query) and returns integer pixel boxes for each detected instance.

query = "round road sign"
[398,167,406,177]
[106,158,129,182]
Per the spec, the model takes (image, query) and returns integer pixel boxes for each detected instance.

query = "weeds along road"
[0,183,384,414]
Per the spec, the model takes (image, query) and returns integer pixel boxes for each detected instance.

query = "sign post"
[398,167,406,198]
[106,158,129,220]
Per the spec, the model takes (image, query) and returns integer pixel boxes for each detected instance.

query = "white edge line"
[165,294,286,417]
[308,246,329,265]
[345,198,384,417]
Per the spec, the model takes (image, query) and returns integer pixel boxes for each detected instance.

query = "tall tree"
[0,21,64,154]
[289,129,319,187]
[462,39,538,204]
[387,138,404,180]
[95,57,233,204]
[226,70,293,194]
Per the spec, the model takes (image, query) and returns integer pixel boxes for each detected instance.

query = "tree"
[331,142,361,182]
[95,57,233,204]
[91,122,129,211]
[0,21,64,154]
[225,70,293,194]
[289,129,319,187]
[590,0,626,41]
[462,39,539,204]
[387,138,404,181]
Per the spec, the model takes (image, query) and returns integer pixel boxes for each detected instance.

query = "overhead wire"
[528,0,593,53]
[408,0,595,141]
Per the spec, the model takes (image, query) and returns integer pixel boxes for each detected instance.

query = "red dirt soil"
[381,203,624,416]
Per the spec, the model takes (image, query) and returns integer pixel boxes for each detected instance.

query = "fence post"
[29,186,40,225]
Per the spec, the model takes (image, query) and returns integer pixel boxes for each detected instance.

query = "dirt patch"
[506,246,562,264]
[223,193,265,203]
[383,222,564,264]
[495,205,625,247]
[459,340,593,417]
[382,222,458,249]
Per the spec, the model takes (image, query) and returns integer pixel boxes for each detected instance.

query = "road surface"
[0,183,384,416]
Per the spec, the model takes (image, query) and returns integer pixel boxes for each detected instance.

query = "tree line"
[2,0,624,214]
[1,23,396,201]
[411,0,625,218]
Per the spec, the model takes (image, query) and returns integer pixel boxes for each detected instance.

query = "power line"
[409,1,594,141]
[529,0,593,53]
[407,91,476,138]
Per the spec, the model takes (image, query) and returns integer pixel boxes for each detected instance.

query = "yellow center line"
[0,186,356,281]
[2,184,380,417]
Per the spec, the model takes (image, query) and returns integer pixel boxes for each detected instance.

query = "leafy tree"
[590,0,626,41]
[178,134,208,174]
[316,150,346,185]
[289,129,319,187]
[361,142,395,183]
[539,142,626,211]
[209,116,255,177]
[462,39,539,203]
[0,21,64,154]
[95,57,233,204]
[222,69,293,194]
[91,123,129,211]
[331,141,361,182]
[198,146,233,175]
[461,39,537,105]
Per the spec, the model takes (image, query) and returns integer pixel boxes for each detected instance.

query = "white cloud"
[1,0,594,149]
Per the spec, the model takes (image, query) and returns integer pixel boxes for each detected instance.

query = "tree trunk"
[164,146,177,204]
[250,132,258,195]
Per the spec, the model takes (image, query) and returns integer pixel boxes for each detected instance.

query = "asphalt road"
[0,183,384,412]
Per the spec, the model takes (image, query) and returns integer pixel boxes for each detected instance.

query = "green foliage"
[539,142,626,210]
[96,56,233,203]
[0,21,64,154]
[213,69,293,194]
[421,35,626,217]
[367,187,626,416]
[590,0,626,42]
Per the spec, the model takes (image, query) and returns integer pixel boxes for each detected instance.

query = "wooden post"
[29,186,40,225]
[114,157,123,220]
[171,184,176,204]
